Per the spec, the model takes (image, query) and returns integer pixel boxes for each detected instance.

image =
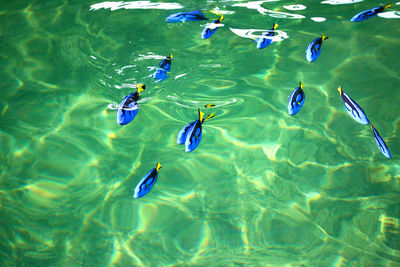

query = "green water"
[1,0,400,266]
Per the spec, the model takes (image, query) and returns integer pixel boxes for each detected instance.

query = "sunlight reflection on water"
[90,1,183,11]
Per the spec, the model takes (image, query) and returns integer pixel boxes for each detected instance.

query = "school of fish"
[110,4,393,198]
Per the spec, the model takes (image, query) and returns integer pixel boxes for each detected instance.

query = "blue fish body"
[256,24,277,49]
[288,84,305,115]
[185,120,202,153]
[166,11,208,22]
[256,38,272,49]
[177,121,196,144]
[159,58,172,71]
[117,93,139,125]
[306,37,323,62]
[133,163,161,199]
[351,6,385,22]
[371,125,391,158]
[153,68,168,81]
[177,109,214,153]
[201,17,223,39]
[201,25,218,39]
[338,86,369,125]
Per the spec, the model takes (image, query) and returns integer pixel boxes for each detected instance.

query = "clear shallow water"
[1,0,400,266]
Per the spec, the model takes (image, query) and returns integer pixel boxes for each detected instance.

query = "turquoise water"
[1,0,400,266]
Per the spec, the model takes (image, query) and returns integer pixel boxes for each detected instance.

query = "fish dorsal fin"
[299,81,304,89]
[337,85,343,95]
[384,3,392,9]
[273,23,279,30]
[137,84,146,93]
[203,113,215,123]
[198,108,205,122]
[156,162,162,172]
[322,33,328,41]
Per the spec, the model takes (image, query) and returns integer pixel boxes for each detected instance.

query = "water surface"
[1,0,400,266]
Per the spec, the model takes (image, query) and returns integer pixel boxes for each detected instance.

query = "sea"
[1,0,399,266]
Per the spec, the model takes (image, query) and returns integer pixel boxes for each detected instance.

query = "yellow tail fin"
[322,33,328,41]
[337,85,343,94]
[384,3,392,9]
[156,162,162,172]
[299,81,304,89]
[203,113,215,122]
[198,108,205,122]
[273,23,279,30]
[137,84,146,93]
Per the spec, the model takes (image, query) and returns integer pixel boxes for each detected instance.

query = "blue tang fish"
[201,15,223,39]
[177,108,214,153]
[305,34,328,63]
[351,4,392,22]
[166,11,208,23]
[159,54,172,71]
[337,85,369,125]
[133,163,162,199]
[370,124,391,158]
[288,82,305,115]
[117,84,145,125]
[153,54,172,82]
[254,23,278,49]
[153,69,168,82]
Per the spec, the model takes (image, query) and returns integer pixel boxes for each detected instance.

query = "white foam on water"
[378,11,400,19]
[230,28,289,42]
[199,64,221,68]
[203,23,225,30]
[321,0,363,5]
[138,97,152,103]
[311,17,326,22]
[107,102,139,110]
[90,1,183,11]
[167,95,237,108]
[233,1,305,19]
[174,73,187,79]
[210,7,235,14]
[283,4,307,11]
[136,54,166,61]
